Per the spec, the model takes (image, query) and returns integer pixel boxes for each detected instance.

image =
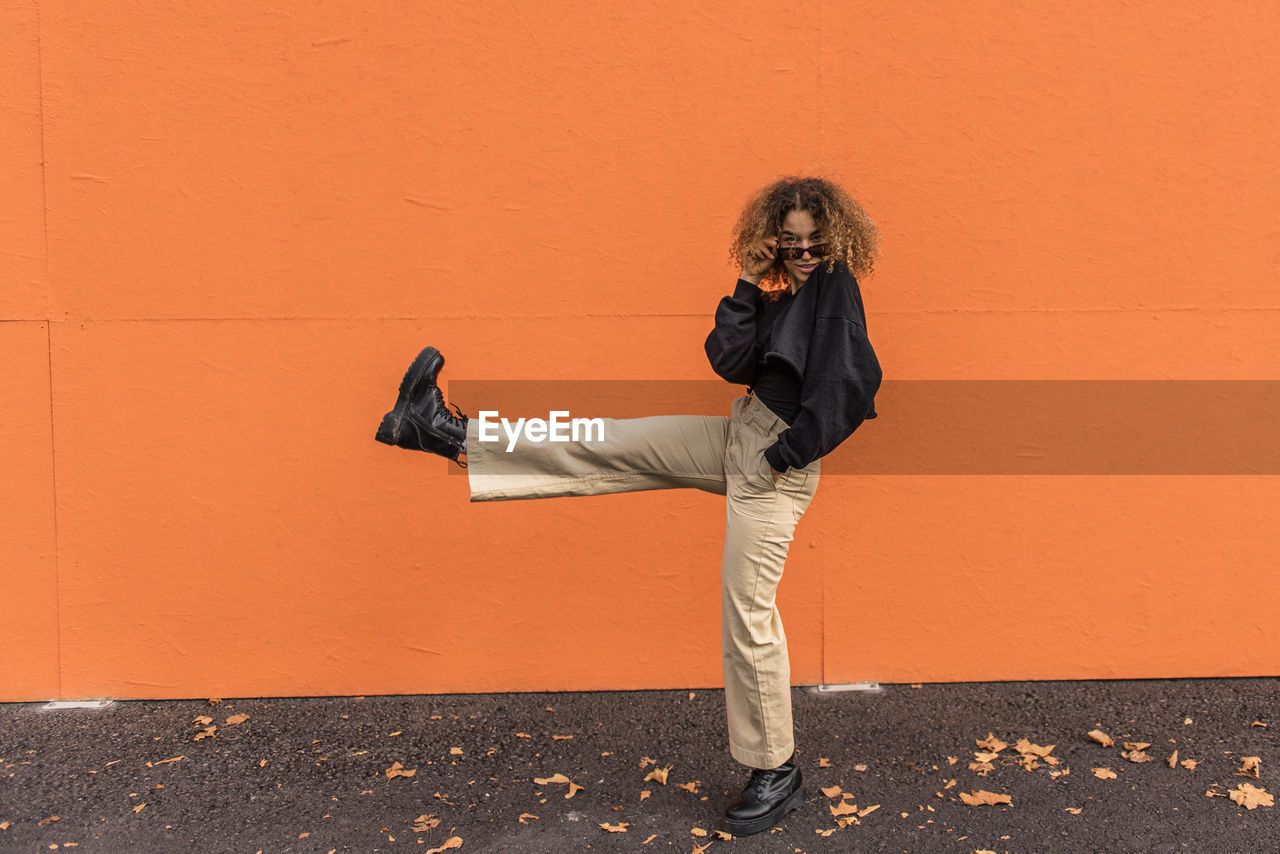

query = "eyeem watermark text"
[476,410,606,452]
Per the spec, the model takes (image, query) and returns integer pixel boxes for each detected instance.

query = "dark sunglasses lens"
[780,243,827,260]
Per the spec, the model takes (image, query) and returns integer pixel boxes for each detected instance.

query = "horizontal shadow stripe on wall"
[445,380,1280,475]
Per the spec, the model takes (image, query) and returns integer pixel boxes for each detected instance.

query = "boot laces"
[431,385,469,468]
[749,767,776,794]
[432,385,467,429]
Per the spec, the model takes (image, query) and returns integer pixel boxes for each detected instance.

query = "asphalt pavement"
[1,678,1276,853]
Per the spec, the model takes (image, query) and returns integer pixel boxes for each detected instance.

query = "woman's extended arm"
[763,315,882,472]
[704,278,764,385]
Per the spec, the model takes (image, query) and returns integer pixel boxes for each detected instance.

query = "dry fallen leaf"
[676,781,700,793]
[644,765,671,785]
[1092,767,1118,779]
[976,734,1008,753]
[820,785,843,798]
[639,790,650,801]
[691,827,708,836]
[412,814,440,832]
[692,843,713,854]
[424,837,462,854]
[0,821,10,831]
[533,773,583,798]
[1087,729,1114,748]
[972,732,1003,752]
[968,761,994,776]
[193,726,217,741]
[1014,738,1055,758]
[830,800,859,816]
[449,748,463,755]
[147,756,185,767]
[384,762,416,779]
[132,804,146,814]
[1167,750,1178,768]
[973,751,1000,763]
[1180,758,1199,770]
[1122,749,1154,763]
[552,734,573,740]
[518,813,539,823]
[1065,807,1082,814]
[1228,783,1273,810]
[1236,757,1262,778]
[1251,720,1268,728]
[858,804,880,817]
[599,822,629,832]
[225,714,249,726]
[192,716,213,726]
[959,790,1012,806]
[638,756,657,768]
[818,757,831,768]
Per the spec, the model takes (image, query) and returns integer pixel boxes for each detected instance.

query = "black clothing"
[747,288,803,425]
[704,259,881,472]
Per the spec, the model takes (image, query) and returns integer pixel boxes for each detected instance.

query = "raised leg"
[465,411,731,501]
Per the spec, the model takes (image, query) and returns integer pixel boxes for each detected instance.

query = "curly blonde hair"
[728,176,880,301]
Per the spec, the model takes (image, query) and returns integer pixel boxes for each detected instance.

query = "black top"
[704,260,882,472]
[746,287,803,425]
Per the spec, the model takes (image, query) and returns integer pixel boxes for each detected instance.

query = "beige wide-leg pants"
[465,392,820,769]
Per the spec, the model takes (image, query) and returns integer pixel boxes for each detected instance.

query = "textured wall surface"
[3,0,1278,700]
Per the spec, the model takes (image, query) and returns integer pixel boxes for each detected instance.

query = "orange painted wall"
[3,1,1278,700]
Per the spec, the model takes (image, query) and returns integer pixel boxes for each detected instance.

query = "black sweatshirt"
[745,287,803,424]
[704,258,882,472]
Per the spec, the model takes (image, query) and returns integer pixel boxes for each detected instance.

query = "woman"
[374,175,882,836]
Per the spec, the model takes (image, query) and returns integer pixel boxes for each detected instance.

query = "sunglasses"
[776,241,829,261]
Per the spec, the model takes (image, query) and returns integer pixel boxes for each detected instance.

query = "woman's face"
[778,208,824,291]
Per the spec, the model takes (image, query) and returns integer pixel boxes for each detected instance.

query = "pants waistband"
[742,391,786,435]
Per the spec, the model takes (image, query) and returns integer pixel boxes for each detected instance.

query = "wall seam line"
[818,0,826,688]
[36,0,64,702]
[33,305,1280,324]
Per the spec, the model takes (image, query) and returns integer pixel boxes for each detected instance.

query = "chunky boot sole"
[375,346,444,446]
[723,784,805,836]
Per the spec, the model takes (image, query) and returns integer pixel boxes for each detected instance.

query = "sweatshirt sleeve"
[763,316,882,471]
[704,278,763,385]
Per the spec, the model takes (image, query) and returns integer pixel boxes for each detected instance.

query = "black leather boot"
[375,346,468,464]
[723,751,805,836]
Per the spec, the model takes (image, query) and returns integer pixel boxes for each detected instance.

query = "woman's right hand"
[740,236,778,282]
